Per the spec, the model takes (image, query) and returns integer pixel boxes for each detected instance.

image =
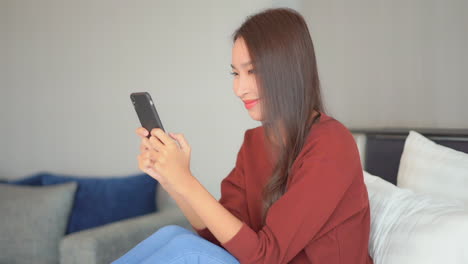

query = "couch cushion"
[8,173,46,186]
[0,182,77,264]
[42,172,157,234]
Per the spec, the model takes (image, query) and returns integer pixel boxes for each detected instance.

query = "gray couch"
[0,181,192,264]
[59,184,192,264]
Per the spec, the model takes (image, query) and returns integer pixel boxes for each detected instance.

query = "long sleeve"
[220,130,368,263]
[191,132,250,247]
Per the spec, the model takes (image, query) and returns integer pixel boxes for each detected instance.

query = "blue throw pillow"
[8,173,46,186]
[42,172,157,234]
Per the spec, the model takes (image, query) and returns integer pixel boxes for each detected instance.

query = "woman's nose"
[234,77,249,98]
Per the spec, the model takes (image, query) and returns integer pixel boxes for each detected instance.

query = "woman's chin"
[248,110,263,121]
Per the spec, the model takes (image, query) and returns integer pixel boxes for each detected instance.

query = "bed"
[350,128,468,264]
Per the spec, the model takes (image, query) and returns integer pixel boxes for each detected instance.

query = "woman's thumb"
[169,133,189,151]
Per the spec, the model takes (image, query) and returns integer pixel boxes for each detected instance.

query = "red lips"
[243,99,259,109]
[243,99,259,104]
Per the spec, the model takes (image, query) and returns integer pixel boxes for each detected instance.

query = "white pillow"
[364,171,468,264]
[352,133,367,167]
[397,130,468,204]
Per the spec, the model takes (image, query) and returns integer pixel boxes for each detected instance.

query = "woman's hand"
[136,127,194,194]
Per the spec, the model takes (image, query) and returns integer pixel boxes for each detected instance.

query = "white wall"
[1,0,466,198]
[0,0,272,198]
[303,0,468,128]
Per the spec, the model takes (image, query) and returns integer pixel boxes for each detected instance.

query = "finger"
[138,154,154,170]
[140,137,152,152]
[148,149,159,161]
[149,135,164,151]
[140,142,149,153]
[151,128,175,146]
[169,133,190,152]
[136,127,149,138]
[142,150,159,162]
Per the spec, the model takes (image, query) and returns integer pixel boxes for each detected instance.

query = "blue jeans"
[112,225,240,264]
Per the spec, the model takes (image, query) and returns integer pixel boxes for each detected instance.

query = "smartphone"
[130,92,165,138]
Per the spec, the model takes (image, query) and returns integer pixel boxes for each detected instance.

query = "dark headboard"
[350,128,468,185]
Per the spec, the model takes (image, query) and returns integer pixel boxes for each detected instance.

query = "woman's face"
[231,37,263,121]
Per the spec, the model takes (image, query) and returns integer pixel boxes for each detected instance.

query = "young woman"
[113,7,373,264]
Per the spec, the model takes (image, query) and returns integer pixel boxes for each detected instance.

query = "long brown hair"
[232,8,324,225]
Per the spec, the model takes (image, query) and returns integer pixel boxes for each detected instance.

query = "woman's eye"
[229,70,254,76]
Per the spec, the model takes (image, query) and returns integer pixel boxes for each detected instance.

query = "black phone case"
[130,92,165,138]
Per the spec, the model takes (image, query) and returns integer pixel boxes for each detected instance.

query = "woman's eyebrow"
[230,61,252,70]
